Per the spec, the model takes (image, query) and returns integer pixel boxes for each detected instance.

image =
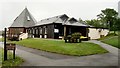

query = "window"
[39,28,42,34]
[33,28,35,34]
[69,28,71,34]
[45,27,47,34]
[36,28,38,34]
[30,29,32,34]
[27,16,30,21]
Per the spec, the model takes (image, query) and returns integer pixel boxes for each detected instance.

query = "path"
[0,41,118,66]
[88,40,118,56]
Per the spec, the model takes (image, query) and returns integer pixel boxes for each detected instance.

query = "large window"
[69,28,71,34]
[45,27,47,34]
[39,27,42,34]
[43,26,47,34]
[35,28,38,34]
[33,28,35,34]
[29,29,32,34]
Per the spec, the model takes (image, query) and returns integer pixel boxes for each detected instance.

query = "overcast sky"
[0,0,119,30]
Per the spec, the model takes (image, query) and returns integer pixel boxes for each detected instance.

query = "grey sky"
[0,0,119,30]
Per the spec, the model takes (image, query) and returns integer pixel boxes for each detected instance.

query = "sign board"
[6,43,16,50]
[54,29,59,33]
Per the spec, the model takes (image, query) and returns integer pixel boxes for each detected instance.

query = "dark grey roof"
[36,14,88,27]
[64,18,88,26]
[10,8,36,27]
[36,14,69,26]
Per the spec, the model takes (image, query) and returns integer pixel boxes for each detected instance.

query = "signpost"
[4,28,16,61]
[6,43,16,59]
[4,28,7,61]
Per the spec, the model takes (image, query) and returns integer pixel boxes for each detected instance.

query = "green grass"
[99,31,119,48]
[0,38,3,42]
[0,37,9,42]
[109,31,119,35]
[0,48,23,67]
[13,38,108,56]
[101,36,119,48]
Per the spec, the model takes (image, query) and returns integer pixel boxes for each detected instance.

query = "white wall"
[19,33,28,40]
[88,28,109,39]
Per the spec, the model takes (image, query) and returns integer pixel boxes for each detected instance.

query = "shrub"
[71,32,81,39]
[65,32,81,43]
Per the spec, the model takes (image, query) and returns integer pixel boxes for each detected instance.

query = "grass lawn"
[0,38,9,42]
[0,48,23,67]
[100,36,119,48]
[12,38,108,56]
[0,38,3,42]
[99,31,119,48]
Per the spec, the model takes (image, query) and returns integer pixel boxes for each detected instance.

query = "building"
[8,8,109,40]
[8,8,36,40]
[27,14,90,39]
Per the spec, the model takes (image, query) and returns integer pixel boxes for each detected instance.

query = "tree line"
[79,8,120,33]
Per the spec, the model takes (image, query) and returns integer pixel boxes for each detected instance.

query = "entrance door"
[54,33,59,39]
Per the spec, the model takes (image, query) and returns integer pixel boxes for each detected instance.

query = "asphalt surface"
[0,41,119,66]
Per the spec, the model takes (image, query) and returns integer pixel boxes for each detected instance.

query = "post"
[4,28,7,61]
[13,49,15,59]
[64,25,66,39]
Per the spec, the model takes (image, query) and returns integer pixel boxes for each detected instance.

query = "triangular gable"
[10,8,36,27]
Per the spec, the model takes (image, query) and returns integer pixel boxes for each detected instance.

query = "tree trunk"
[114,30,116,35]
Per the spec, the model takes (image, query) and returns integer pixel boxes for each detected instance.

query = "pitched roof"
[36,14,88,27]
[35,14,69,26]
[10,8,36,27]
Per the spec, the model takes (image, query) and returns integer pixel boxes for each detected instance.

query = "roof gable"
[36,14,69,25]
[10,8,36,27]
[36,14,88,27]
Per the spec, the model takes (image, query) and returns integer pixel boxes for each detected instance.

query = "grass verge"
[0,38,3,42]
[98,31,119,48]
[13,38,108,56]
[101,36,119,48]
[0,48,23,67]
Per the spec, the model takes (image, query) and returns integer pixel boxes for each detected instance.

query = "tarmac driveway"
[0,41,118,66]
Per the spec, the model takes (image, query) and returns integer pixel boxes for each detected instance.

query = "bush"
[65,32,81,43]
[71,32,81,39]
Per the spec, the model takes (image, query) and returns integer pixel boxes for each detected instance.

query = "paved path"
[0,41,118,66]
[88,40,118,56]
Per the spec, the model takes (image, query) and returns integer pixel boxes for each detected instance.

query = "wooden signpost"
[6,43,16,59]
[4,28,16,61]
[6,43,16,50]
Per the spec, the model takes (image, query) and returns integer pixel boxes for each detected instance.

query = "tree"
[79,18,84,22]
[85,19,102,27]
[114,17,120,31]
[97,8,118,32]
